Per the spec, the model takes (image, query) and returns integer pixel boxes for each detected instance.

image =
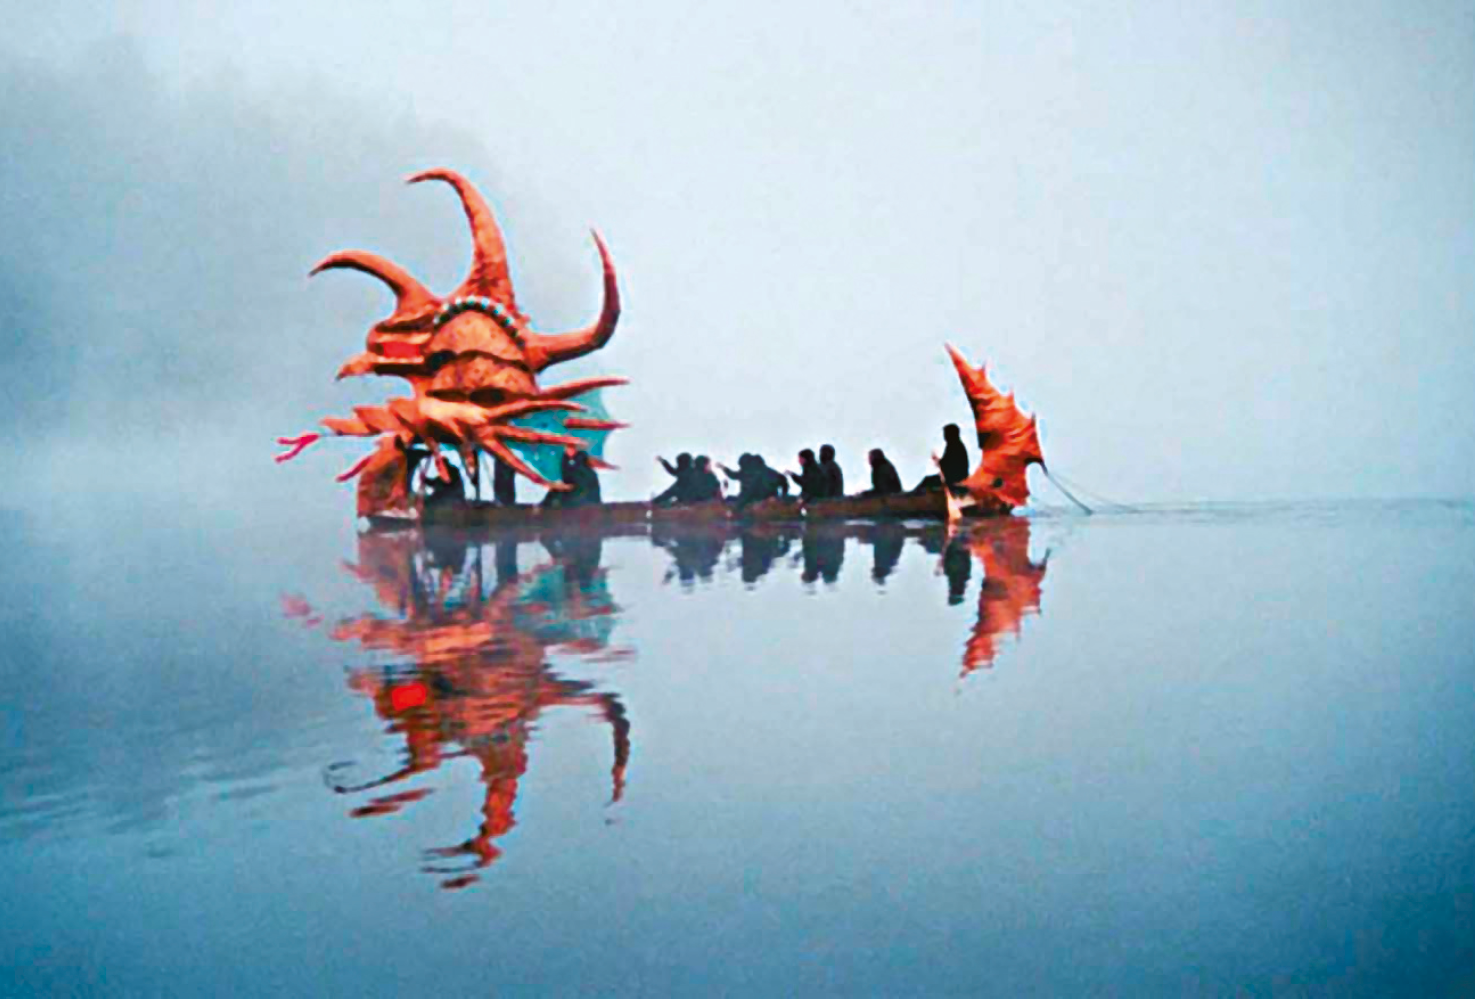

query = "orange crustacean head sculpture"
[944,344,1044,515]
[275,169,626,517]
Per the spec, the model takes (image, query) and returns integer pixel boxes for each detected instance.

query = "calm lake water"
[3,500,1473,995]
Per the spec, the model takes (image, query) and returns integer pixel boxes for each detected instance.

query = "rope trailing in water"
[1044,467,1147,514]
[1044,466,1091,513]
[1043,465,1094,514]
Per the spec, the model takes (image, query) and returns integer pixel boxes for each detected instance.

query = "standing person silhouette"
[818,444,844,499]
[788,449,825,501]
[917,424,970,491]
[654,453,695,505]
[690,456,723,501]
[426,460,466,507]
[493,457,517,505]
[722,454,789,508]
[542,450,602,508]
[862,448,902,496]
[940,424,970,487]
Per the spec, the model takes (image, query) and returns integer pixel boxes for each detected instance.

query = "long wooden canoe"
[366,489,1009,532]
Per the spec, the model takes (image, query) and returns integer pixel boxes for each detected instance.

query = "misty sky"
[2,2,1471,511]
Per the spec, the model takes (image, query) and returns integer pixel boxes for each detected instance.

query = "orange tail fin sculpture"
[944,344,1044,518]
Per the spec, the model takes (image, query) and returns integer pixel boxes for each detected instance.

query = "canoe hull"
[368,489,1007,533]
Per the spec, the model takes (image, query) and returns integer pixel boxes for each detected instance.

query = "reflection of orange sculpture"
[276,169,625,516]
[945,344,1044,514]
[292,531,629,889]
[955,519,1048,677]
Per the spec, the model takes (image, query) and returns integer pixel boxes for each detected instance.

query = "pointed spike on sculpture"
[584,228,621,341]
[563,418,628,432]
[482,436,566,491]
[406,168,514,303]
[493,426,590,451]
[275,433,320,463]
[336,353,379,380]
[310,250,437,315]
[335,451,378,483]
[479,398,585,424]
[523,231,621,371]
[538,377,629,400]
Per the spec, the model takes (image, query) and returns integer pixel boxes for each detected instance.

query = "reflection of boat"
[287,530,630,890]
[649,515,1047,671]
[369,489,1008,531]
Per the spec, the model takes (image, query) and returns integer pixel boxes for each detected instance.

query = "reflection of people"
[818,444,844,499]
[941,532,972,605]
[735,525,793,585]
[862,449,902,497]
[493,538,519,589]
[652,521,726,587]
[800,524,845,585]
[542,532,606,592]
[859,522,905,584]
[426,523,474,572]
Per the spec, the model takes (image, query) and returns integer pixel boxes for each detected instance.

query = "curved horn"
[407,168,514,303]
[524,231,621,372]
[311,250,436,316]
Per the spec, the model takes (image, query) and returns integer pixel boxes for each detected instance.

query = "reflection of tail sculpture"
[291,530,630,889]
[952,519,1048,678]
